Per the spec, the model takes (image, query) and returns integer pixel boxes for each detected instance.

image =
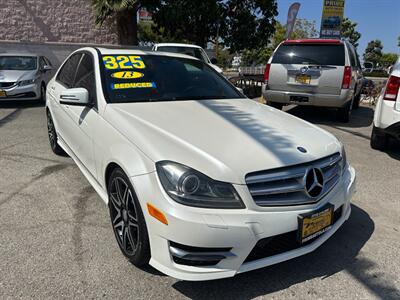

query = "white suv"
[371,57,400,149]
[46,47,356,281]
[262,39,363,122]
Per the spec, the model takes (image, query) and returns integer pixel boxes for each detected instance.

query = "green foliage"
[380,53,398,68]
[152,0,278,51]
[341,17,361,48]
[138,22,174,45]
[241,47,273,66]
[222,0,278,52]
[364,40,383,67]
[90,0,160,45]
[151,0,221,48]
[216,48,234,69]
[90,0,138,25]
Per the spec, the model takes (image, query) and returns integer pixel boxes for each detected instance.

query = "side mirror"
[210,58,218,65]
[43,65,52,72]
[60,88,90,106]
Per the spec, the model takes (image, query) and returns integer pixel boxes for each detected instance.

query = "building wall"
[0,0,117,44]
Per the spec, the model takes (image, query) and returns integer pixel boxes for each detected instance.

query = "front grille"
[246,153,342,206]
[244,205,343,263]
[0,82,15,88]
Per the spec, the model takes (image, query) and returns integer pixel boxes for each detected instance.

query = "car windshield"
[0,56,37,70]
[101,54,241,103]
[272,44,345,66]
[156,46,210,63]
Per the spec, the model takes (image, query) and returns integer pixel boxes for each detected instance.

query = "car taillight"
[264,63,271,84]
[383,75,400,101]
[341,66,352,89]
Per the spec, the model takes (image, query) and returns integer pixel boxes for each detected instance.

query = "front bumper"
[0,83,40,100]
[131,164,356,281]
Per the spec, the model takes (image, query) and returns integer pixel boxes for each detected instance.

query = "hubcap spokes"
[110,177,139,255]
[47,116,55,147]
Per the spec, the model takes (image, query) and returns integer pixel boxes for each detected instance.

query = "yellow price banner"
[103,55,146,70]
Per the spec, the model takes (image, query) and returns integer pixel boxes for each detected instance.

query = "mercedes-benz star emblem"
[304,168,324,198]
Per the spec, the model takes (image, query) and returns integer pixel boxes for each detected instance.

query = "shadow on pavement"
[285,105,374,129]
[0,100,44,109]
[172,205,398,300]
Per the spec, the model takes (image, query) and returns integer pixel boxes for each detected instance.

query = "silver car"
[0,53,53,102]
[262,39,363,122]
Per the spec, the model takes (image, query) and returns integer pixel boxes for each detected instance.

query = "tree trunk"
[116,7,138,46]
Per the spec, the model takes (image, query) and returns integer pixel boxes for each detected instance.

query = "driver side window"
[73,53,96,103]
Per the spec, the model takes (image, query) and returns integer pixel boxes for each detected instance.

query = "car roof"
[0,52,39,57]
[96,47,199,61]
[154,43,202,49]
[283,39,343,45]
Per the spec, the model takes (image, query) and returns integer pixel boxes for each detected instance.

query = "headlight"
[18,79,37,86]
[156,161,245,209]
[340,144,347,174]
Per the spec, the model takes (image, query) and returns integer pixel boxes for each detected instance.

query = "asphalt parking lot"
[0,101,399,299]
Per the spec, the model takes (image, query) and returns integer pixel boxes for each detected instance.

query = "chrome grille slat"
[249,181,304,196]
[246,153,342,207]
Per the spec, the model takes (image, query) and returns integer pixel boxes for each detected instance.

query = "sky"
[276,0,400,55]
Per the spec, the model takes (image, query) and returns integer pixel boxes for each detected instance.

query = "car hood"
[104,99,340,184]
[0,70,37,83]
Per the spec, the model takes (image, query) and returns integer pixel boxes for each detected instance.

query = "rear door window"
[272,44,345,66]
[74,53,96,103]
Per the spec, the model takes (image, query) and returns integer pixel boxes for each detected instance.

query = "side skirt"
[57,136,109,204]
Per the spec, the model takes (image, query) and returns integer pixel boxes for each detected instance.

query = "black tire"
[370,126,387,150]
[46,110,67,156]
[352,92,361,109]
[266,101,283,110]
[337,100,352,123]
[108,168,151,267]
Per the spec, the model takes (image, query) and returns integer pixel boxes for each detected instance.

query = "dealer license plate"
[298,204,334,244]
[295,74,311,84]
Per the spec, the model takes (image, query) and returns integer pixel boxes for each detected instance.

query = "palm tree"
[90,0,157,45]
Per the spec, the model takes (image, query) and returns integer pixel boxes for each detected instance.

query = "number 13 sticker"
[103,55,145,70]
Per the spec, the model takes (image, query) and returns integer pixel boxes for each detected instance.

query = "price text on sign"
[103,56,146,70]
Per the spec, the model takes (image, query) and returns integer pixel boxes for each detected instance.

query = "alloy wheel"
[109,177,139,256]
[47,112,56,150]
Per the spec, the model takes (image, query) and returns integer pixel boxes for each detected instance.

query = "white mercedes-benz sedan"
[46,47,356,281]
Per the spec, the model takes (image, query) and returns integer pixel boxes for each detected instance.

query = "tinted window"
[74,53,96,102]
[272,44,345,66]
[100,54,241,103]
[56,53,82,88]
[0,56,37,70]
[157,46,210,63]
[348,45,356,67]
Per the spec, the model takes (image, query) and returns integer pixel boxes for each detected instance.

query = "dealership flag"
[285,2,301,39]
